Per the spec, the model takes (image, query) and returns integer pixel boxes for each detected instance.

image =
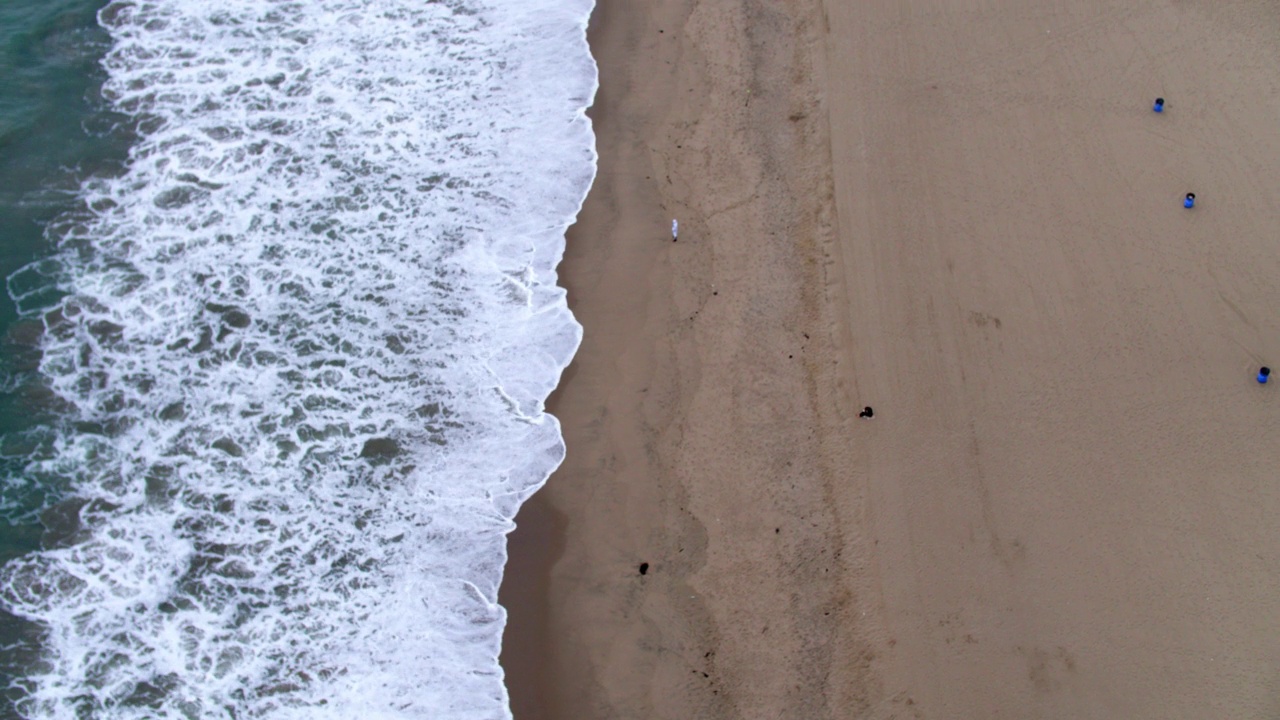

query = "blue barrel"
[1184,193,1195,209]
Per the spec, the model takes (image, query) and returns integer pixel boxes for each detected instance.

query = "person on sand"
[858,406,874,419]
[671,218,678,242]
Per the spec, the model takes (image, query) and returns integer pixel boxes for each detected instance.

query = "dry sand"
[502,1,1280,718]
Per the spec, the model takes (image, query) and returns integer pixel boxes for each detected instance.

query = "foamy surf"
[0,0,596,717]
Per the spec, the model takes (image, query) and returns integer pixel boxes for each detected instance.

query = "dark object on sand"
[638,562,650,576]
[858,406,874,419]
[1259,367,1271,385]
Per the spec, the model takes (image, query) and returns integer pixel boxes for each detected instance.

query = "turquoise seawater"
[0,0,121,713]
[0,0,593,714]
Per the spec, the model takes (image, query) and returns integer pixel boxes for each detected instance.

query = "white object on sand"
[672,218,679,239]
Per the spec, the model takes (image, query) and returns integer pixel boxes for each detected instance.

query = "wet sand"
[503,1,1280,718]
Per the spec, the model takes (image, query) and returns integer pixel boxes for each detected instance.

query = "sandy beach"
[503,1,1280,718]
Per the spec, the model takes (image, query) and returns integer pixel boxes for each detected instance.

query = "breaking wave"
[0,0,596,717]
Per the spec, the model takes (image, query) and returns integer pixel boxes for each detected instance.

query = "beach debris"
[1183,192,1196,209]
[638,562,650,576]
[1153,97,1165,113]
[672,218,679,242]
[858,406,874,419]
[1258,367,1271,384]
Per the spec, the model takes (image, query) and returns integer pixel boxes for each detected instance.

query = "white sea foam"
[0,0,596,717]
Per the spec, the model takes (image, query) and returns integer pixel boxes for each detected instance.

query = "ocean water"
[0,1,126,714]
[0,0,596,717]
